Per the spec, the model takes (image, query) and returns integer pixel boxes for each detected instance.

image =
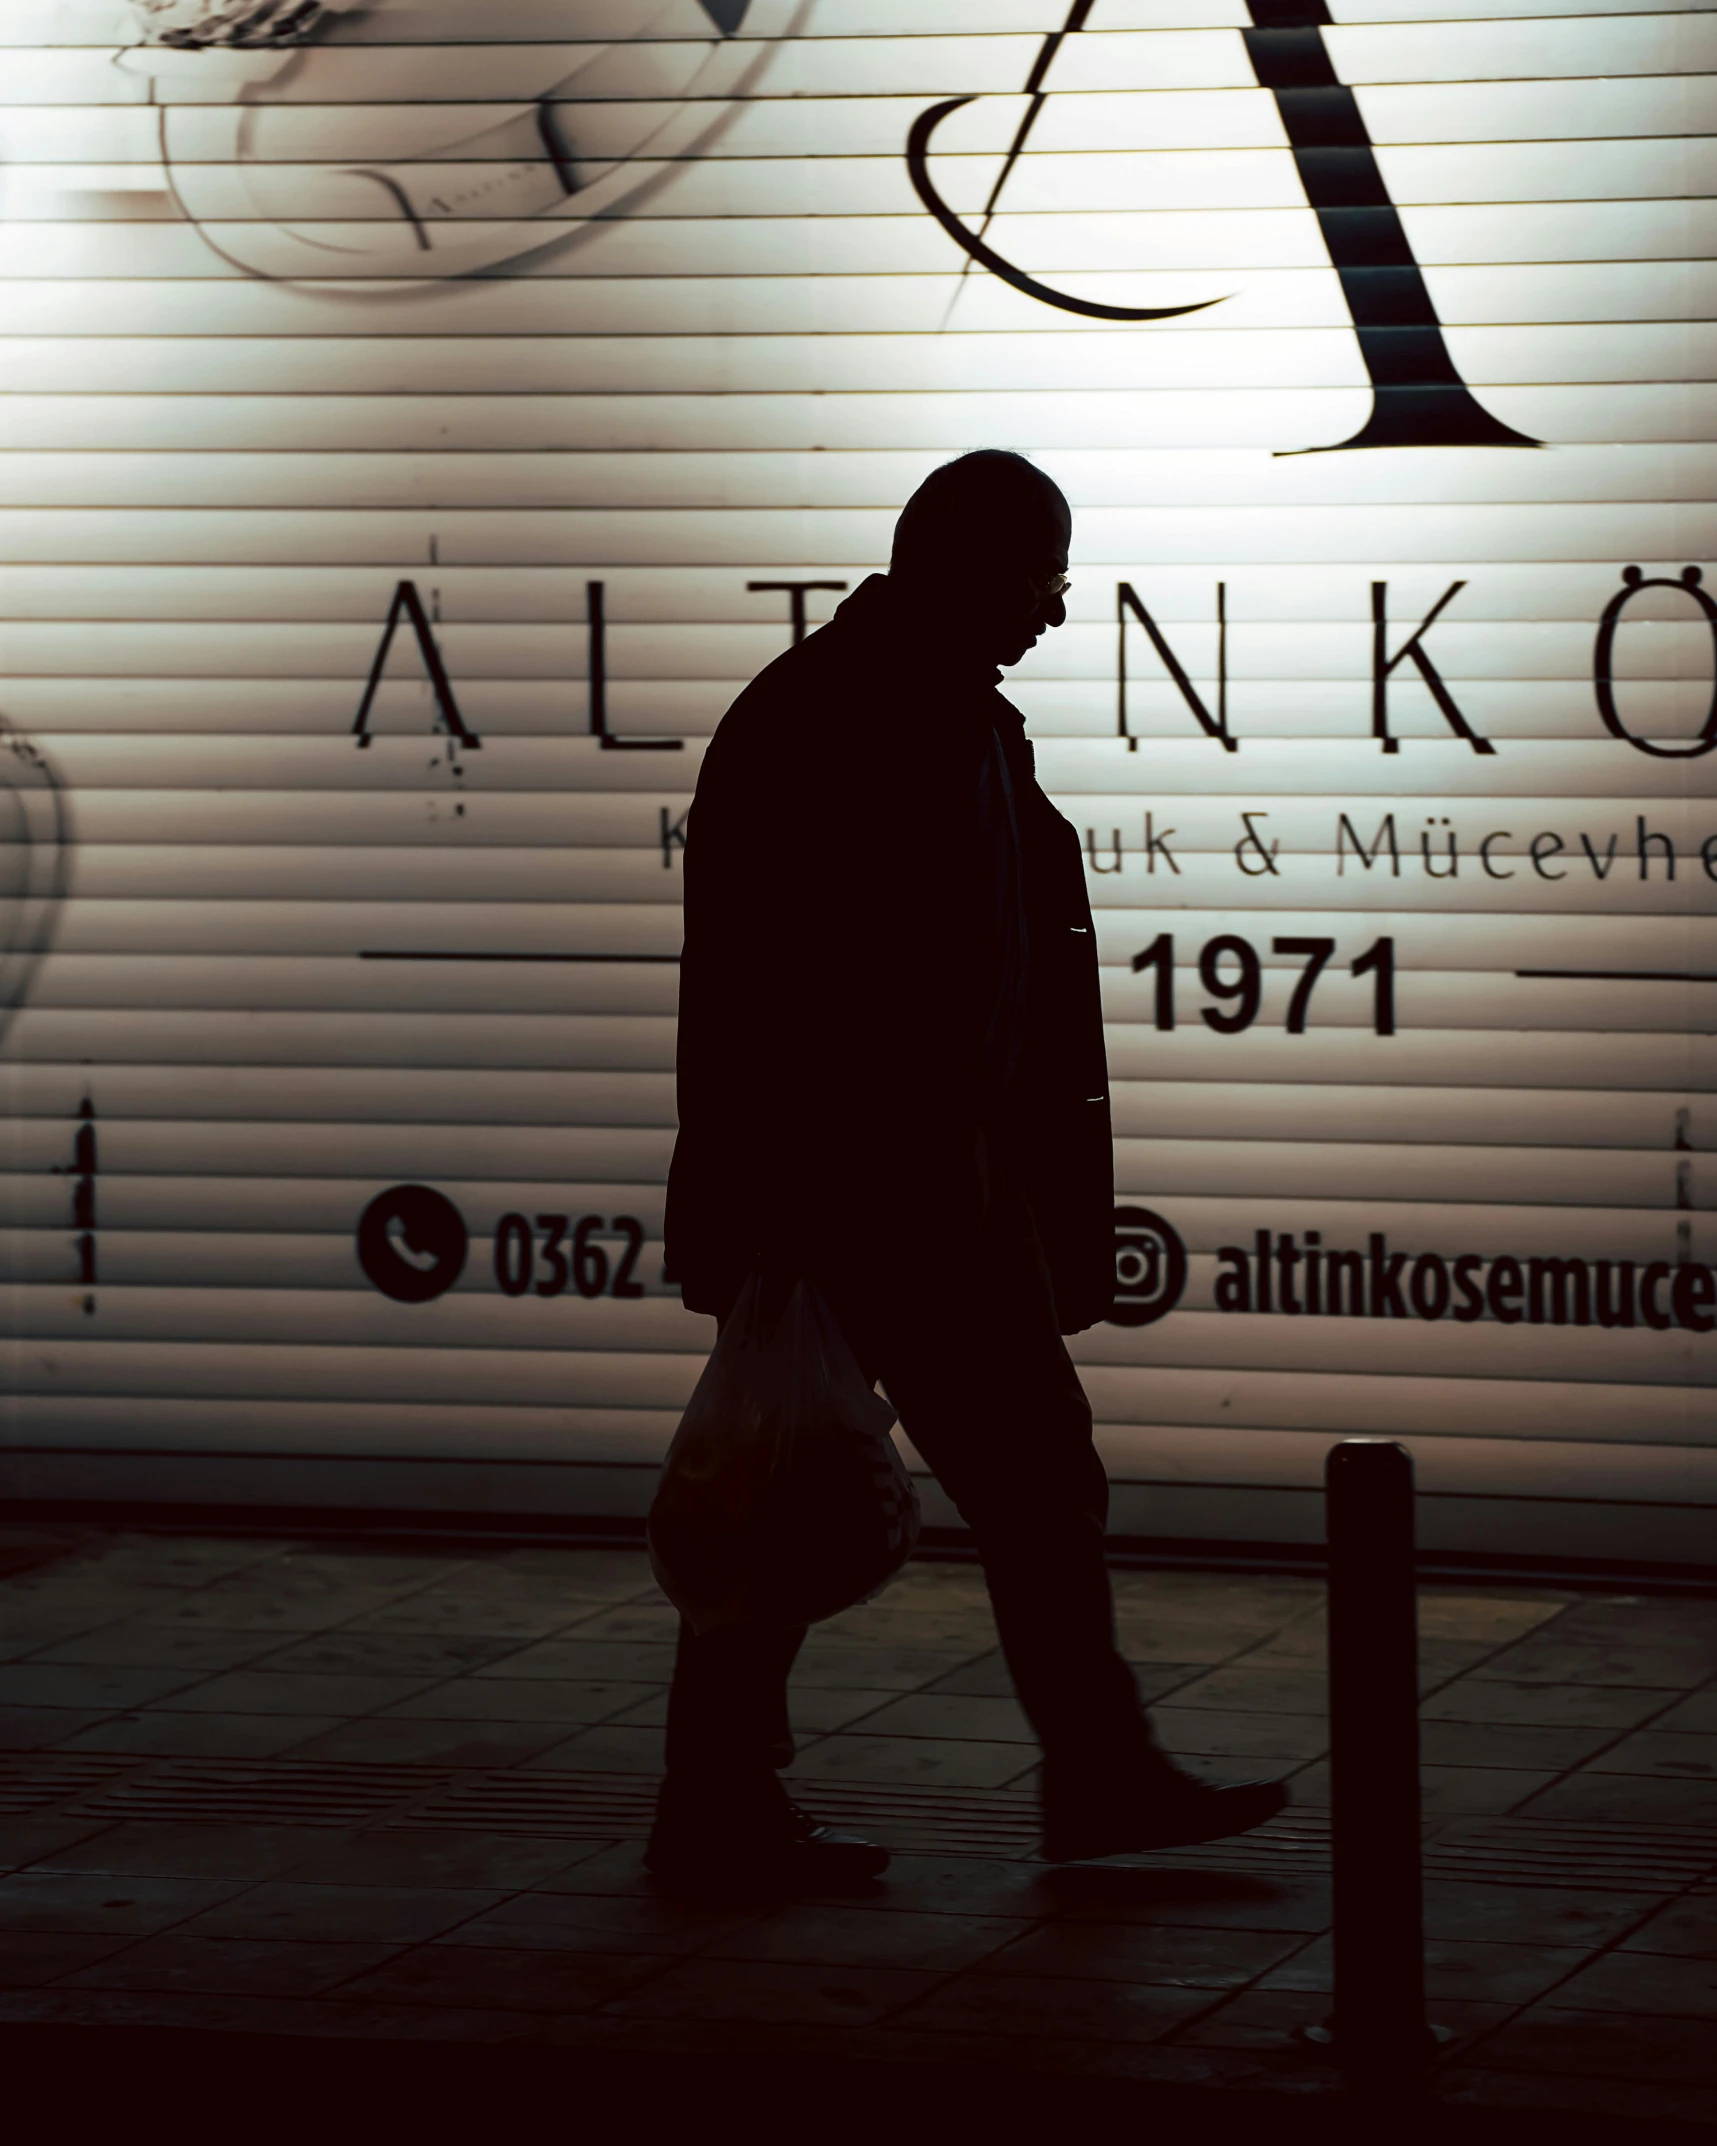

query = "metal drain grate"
[1425,1817,1717,1895]
[0,1754,136,1815]
[4,1749,1712,1894]
[400,1770,661,1838]
[69,1759,456,1830]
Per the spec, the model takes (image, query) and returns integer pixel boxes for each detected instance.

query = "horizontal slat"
[6,673,1712,743]
[19,733,1716,802]
[3,443,1714,511]
[7,1008,1709,1086]
[3,558,1714,622]
[3,1310,1710,1396]
[2,262,1713,335]
[10,953,1715,1032]
[4,1064,1707,1151]
[5,200,1714,278]
[34,897,1710,973]
[5,1179,1707,1254]
[6,2,1707,40]
[2,498,1712,563]
[8,19,1714,97]
[0,388,1705,452]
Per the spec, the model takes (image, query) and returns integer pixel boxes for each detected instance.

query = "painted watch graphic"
[115,0,803,282]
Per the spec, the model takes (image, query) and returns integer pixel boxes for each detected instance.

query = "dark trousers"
[658,1182,1162,1837]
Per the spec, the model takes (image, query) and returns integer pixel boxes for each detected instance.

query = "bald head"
[889,450,1072,668]
[892,450,1070,580]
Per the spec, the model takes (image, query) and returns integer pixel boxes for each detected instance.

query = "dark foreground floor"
[0,1524,1712,2130]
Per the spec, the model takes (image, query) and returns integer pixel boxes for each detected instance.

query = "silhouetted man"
[655,451,1287,1886]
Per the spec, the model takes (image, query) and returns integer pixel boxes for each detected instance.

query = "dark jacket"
[664,574,1115,1334]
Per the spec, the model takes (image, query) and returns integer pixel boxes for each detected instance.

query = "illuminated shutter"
[0,0,1710,1562]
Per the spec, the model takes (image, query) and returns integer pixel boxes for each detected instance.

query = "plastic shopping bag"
[647,1271,921,1634]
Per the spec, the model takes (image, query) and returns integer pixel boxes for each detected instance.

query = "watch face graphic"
[0,721,70,1056]
[119,0,802,281]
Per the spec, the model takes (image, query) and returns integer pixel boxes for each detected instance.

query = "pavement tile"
[1472,2003,1717,2085]
[1258,1932,1589,2004]
[1419,1720,1622,1771]
[789,1643,984,1691]
[46,1537,284,1588]
[296,1596,575,1639]
[1578,1729,1717,1780]
[469,1638,678,1683]
[980,1918,1302,1987]
[334,1941,664,2012]
[25,1823,329,1883]
[0,1708,113,1751]
[522,1724,662,1773]
[382,1676,655,1724]
[813,1610,999,1650]
[721,1904,1028,1972]
[1415,1593,1570,1644]
[1157,1666,1327,1715]
[926,1653,1202,1705]
[442,1890,757,1955]
[135,1574,431,1632]
[1649,1689,1717,1735]
[1169,1987,1510,2053]
[289,1831,611,1891]
[1618,1892,1717,1958]
[1034,1864,1331,1933]
[786,1733,1034,1790]
[0,1664,205,1709]
[1420,1678,1681,1730]
[178,1881,502,1944]
[1118,1628,1269,1667]
[154,1670,440,1717]
[0,1871,242,1935]
[545,1599,681,1639]
[843,1692,1035,1744]
[1471,1639,1717,1689]
[0,1984,546,2042]
[1553,1598,1717,1645]
[286,1716,572,1766]
[528,1843,674,1898]
[0,1930,134,1984]
[59,1935,400,1996]
[1442,2068,1717,2127]
[602,1956,940,2027]
[1110,1572,1320,1617]
[0,1820,117,1873]
[786,1688,907,1734]
[1150,1706,1327,1762]
[802,1856,1048,1920]
[56,1711,344,1758]
[1543,1950,1717,2020]
[0,1621,111,1660]
[489,1546,656,1594]
[1285,1759,1553,1816]
[887,1967,1218,2043]
[20,1626,284,1674]
[255,1631,526,1677]
[1421,1882,1662,1948]
[1518,1773,1717,1825]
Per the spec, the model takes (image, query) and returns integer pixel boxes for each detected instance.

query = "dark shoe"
[1042,1771,1289,1863]
[645,1801,890,1894]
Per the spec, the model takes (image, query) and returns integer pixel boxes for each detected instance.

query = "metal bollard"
[1304,1437,1446,2068]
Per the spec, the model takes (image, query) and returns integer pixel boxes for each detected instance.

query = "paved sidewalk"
[0,1525,1712,2124]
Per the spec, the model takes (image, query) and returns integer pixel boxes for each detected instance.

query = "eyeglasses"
[1033,571,1072,601]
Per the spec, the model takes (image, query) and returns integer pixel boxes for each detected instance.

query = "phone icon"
[357,1186,468,1304]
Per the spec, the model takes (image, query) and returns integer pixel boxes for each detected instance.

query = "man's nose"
[1043,592,1067,629]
